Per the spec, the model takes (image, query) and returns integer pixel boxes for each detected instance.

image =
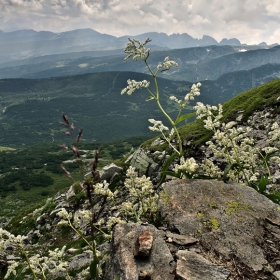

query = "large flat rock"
[159,179,280,272]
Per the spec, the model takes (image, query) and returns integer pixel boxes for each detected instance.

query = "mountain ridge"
[0,28,277,64]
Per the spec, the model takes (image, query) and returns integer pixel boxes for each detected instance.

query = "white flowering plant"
[122,38,280,203]
[195,102,280,203]
[0,228,72,280]
[122,38,203,183]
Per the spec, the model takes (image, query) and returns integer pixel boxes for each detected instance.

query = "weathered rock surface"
[103,223,175,280]
[166,231,198,246]
[134,231,153,257]
[100,163,123,182]
[129,148,160,177]
[159,179,280,272]
[176,250,230,280]
[68,251,93,271]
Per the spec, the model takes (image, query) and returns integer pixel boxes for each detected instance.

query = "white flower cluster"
[148,118,169,132]
[1,227,71,280]
[1,228,26,279]
[184,82,201,102]
[106,217,126,231]
[206,126,260,182]
[169,95,182,105]
[169,83,201,109]
[157,56,178,70]
[173,157,198,177]
[94,181,116,200]
[23,246,70,279]
[124,38,152,61]
[194,102,223,130]
[201,158,223,177]
[121,79,150,95]
[0,228,27,252]
[196,103,280,186]
[121,166,159,222]
[73,209,92,228]
[57,207,72,221]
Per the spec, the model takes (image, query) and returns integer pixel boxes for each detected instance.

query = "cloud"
[0,0,279,44]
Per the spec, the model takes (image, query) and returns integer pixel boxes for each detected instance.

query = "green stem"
[160,130,180,155]
[68,220,99,262]
[68,220,99,279]
[19,244,39,280]
[175,106,184,124]
[230,138,250,184]
[92,224,107,236]
[154,76,182,156]
[259,151,272,181]
[144,59,182,156]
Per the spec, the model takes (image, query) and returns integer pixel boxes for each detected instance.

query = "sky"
[0,0,280,45]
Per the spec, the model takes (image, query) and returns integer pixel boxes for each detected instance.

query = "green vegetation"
[1,69,279,147]
[0,136,149,220]
[142,78,280,150]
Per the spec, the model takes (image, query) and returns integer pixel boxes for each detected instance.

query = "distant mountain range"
[0,44,280,83]
[0,28,278,64]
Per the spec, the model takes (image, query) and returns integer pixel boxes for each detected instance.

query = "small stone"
[6,255,21,261]
[45,224,51,231]
[274,271,280,278]
[175,250,230,280]
[139,270,152,280]
[135,231,153,257]
[166,232,198,246]
[167,237,173,242]
[188,247,201,253]
[68,248,79,254]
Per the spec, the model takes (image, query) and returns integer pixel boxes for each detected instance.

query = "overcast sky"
[1,0,280,45]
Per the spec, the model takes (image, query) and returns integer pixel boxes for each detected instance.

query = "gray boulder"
[176,250,230,280]
[100,163,123,182]
[103,223,176,280]
[159,179,280,272]
[129,148,160,177]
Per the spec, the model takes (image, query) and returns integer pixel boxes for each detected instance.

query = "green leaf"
[146,96,154,101]
[161,170,181,178]
[257,175,267,193]
[265,193,280,204]
[157,153,179,187]
[90,258,99,280]
[223,163,239,182]
[175,112,196,125]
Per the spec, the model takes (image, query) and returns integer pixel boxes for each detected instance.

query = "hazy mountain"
[0,45,239,79]
[0,28,272,64]
[0,45,279,83]
[220,38,241,45]
[0,69,279,146]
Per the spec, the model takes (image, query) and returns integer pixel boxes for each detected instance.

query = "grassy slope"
[143,78,280,149]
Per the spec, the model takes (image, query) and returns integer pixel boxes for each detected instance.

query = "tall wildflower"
[121,38,201,161]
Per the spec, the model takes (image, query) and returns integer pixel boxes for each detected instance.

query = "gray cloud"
[0,0,279,44]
